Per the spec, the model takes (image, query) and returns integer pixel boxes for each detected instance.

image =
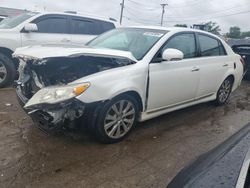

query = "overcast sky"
[0,0,249,33]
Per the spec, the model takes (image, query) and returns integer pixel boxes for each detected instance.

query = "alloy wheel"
[0,61,7,84]
[104,100,136,139]
[218,79,231,103]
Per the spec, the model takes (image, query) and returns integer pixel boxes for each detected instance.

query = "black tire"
[93,94,139,144]
[0,53,16,88]
[244,71,250,80]
[215,77,233,106]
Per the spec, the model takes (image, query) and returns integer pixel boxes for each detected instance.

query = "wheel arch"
[219,71,236,91]
[112,90,144,112]
[227,74,235,84]
[0,47,19,68]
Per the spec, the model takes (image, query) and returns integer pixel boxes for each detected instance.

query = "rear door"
[21,14,71,46]
[195,33,230,98]
[69,16,115,45]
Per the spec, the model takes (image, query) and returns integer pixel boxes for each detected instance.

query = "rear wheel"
[215,77,233,105]
[93,95,139,144]
[0,53,16,88]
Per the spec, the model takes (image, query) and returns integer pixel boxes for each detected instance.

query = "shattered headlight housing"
[24,83,90,108]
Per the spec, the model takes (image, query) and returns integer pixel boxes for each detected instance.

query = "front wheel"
[215,77,233,105]
[94,95,139,144]
[0,53,16,88]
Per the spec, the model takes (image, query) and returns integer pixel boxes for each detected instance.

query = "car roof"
[125,25,199,31]
[124,25,222,40]
[37,11,117,24]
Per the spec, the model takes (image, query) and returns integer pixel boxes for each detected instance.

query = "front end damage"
[26,99,85,133]
[14,50,136,132]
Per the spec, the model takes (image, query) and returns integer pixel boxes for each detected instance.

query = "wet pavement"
[0,82,250,188]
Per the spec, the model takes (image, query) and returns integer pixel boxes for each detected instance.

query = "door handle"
[223,63,228,67]
[191,67,200,72]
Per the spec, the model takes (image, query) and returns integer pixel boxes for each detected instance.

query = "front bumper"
[16,86,86,133]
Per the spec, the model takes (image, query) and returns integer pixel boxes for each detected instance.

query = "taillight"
[240,57,245,66]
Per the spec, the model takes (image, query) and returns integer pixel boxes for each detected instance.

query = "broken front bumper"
[16,86,86,133]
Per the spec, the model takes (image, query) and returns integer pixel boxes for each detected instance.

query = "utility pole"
[160,3,167,26]
[120,0,125,25]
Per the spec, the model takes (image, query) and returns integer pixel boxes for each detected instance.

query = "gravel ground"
[0,82,250,188]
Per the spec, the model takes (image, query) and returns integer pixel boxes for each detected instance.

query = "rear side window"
[71,17,115,35]
[71,19,96,35]
[35,17,68,34]
[198,34,226,56]
[162,33,197,59]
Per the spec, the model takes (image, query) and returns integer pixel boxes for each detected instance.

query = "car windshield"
[0,12,37,29]
[88,28,167,60]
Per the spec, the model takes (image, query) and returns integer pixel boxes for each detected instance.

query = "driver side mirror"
[23,23,38,32]
[162,48,184,61]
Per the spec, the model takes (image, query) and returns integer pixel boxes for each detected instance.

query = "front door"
[147,33,200,111]
[21,15,71,47]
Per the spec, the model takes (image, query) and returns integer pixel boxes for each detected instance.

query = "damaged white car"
[14,27,243,143]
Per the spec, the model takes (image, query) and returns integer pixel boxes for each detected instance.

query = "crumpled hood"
[13,44,137,62]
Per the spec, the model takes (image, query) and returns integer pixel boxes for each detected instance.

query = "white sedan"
[14,26,244,143]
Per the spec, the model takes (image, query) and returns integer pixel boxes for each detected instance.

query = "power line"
[126,5,159,11]
[119,0,249,28]
[126,0,159,9]
[169,0,203,5]
[124,16,160,25]
[125,8,161,22]
[165,5,248,19]
[167,0,210,9]
[164,9,250,23]
[124,7,250,26]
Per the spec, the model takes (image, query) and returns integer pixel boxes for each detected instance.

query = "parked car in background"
[232,45,250,79]
[14,27,243,143]
[0,16,6,22]
[0,11,116,87]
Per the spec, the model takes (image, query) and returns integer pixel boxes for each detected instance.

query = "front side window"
[35,17,67,34]
[88,28,167,60]
[198,34,222,57]
[162,33,197,59]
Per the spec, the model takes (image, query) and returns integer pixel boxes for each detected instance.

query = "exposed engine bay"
[23,55,134,86]
[17,55,135,99]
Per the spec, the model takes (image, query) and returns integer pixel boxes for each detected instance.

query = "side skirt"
[138,93,216,122]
